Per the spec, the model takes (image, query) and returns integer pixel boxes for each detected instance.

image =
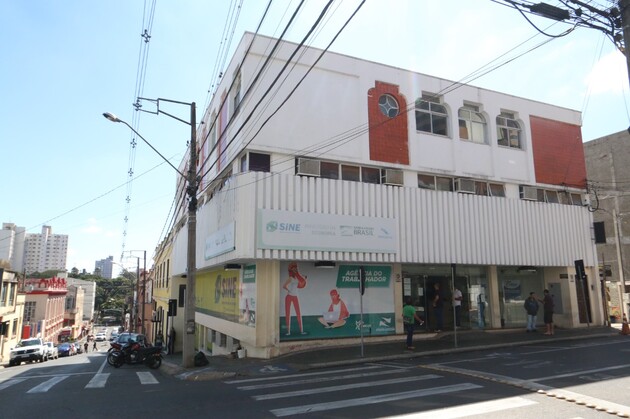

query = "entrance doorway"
[402,265,489,331]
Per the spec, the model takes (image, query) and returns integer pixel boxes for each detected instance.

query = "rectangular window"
[320,162,339,179]
[248,153,270,172]
[178,285,186,308]
[418,174,435,190]
[570,193,582,206]
[240,155,247,172]
[545,190,559,204]
[341,165,360,182]
[475,182,488,196]
[25,301,36,322]
[489,183,505,197]
[361,167,381,184]
[435,176,453,191]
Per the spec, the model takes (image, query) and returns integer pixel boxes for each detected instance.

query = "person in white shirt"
[453,287,463,328]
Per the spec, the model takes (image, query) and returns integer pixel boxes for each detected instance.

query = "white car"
[44,342,59,360]
[95,333,107,342]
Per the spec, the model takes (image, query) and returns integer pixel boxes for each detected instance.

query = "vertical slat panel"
[249,173,595,266]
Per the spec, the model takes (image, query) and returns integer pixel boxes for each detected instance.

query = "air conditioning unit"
[382,169,403,186]
[520,186,538,201]
[296,158,321,176]
[454,178,476,194]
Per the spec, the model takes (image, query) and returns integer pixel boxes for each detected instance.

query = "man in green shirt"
[403,297,424,349]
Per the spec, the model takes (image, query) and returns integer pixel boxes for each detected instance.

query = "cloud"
[585,50,628,95]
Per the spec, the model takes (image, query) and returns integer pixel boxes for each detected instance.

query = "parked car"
[75,342,83,354]
[112,333,148,347]
[95,333,107,342]
[44,342,59,360]
[9,338,47,366]
[109,332,119,342]
[58,342,75,357]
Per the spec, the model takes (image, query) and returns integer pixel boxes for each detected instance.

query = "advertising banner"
[278,262,395,341]
[196,270,240,322]
[258,209,398,253]
[240,265,256,327]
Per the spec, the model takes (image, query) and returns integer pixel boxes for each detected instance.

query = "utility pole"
[621,0,630,92]
[183,103,197,368]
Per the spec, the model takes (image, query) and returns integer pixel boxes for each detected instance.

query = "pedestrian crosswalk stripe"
[225,365,383,384]
[137,371,159,385]
[26,375,69,393]
[254,374,442,400]
[270,383,483,417]
[0,378,26,391]
[237,368,405,391]
[85,373,110,388]
[386,396,537,418]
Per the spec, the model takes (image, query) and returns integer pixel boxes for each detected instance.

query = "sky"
[1,0,628,275]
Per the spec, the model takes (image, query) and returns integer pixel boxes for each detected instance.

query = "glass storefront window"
[401,265,489,330]
[497,267,544,328]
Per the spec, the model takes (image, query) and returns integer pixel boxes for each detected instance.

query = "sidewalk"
[161,324,624,381]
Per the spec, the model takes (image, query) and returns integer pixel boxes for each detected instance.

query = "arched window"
[496,111,522,149]
[415,94,448,136]
[458,104,486,144]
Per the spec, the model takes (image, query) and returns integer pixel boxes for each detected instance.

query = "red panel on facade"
[530,115,586,188]
[367,81,409,165]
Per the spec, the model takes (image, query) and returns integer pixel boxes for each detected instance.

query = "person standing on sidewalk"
[431,283,444,332]
[452,287,463,328]
[84,341,89,353]
[543,289,554,335]
[403,297,424,350]
[523,292,539,332]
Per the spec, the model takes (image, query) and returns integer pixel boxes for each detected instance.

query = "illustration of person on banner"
[318,289,350,329]
[282,262,307,335]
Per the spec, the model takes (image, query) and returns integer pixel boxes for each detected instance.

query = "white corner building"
[156,33,600,359]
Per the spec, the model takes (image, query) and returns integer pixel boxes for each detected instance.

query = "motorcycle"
[107,340,162,369]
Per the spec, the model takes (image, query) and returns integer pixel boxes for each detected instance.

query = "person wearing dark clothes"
[543,289,554,335]
[432,283,444,332]
[523,292,539,332]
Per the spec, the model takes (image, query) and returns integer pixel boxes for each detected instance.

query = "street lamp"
[103,100,197,368]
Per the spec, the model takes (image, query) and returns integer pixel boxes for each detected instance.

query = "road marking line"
[26,375,69,393]
[0,378,26,391]
[85,373,110,388]
[270,383,482,417]
[137,371,159,385]
[225,365,382,384]
[238,368,404,391]
[424,364,630,417]
[254,374,442,400]
[532,364,630,382]
[385,396,537,418]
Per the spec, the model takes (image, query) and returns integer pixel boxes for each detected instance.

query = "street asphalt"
[160,323,626,381]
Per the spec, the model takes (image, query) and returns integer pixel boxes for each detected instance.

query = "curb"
[159,331,617,381]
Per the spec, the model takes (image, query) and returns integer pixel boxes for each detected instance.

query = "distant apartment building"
[0,223,26,271]
[95,256,114,279]
[23,225,68,275]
